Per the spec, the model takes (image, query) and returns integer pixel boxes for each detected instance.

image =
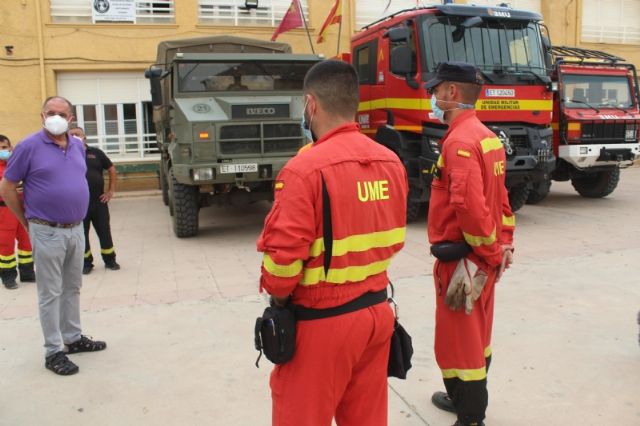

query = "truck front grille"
[219,123,302,155]
[580,121,637,144]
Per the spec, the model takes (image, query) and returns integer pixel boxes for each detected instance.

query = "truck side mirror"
[390,45,419,89]
[145,67,164,107]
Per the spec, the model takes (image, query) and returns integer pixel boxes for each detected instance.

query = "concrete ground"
[1,168,639,426]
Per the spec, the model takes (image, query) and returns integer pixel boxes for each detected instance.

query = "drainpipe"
[34,0,47,102]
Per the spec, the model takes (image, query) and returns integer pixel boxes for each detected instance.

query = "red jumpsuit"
[428,110,515,425]
[0,160,34,286]
[257,123,408,426]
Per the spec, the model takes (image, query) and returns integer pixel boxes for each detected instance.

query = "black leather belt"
[294,289,388,321]
[29,218,81,229]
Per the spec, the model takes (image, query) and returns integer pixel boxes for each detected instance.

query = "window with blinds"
[465,0,541,14]
[198,0,309,26]
[50,0,175,24]
[582,0,640,45]
[355,0,419,29]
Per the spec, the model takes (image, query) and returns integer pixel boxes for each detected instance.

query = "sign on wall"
[92,0,136,23]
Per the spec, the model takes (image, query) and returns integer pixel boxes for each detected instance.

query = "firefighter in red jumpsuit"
[424,62,515,426]
[257,60,408,426]
[0,135,35,289]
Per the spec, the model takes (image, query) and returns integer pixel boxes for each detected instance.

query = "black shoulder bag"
[387,283,414,379]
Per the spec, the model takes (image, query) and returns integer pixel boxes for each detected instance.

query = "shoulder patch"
[457,149,471,158]
[274,181,285,191]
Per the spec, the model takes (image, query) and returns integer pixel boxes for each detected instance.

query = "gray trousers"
[29,222,84,357]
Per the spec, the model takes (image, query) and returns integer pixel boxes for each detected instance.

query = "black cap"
[424,61,483,90]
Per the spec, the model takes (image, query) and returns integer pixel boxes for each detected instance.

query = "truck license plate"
[219,163,258,174]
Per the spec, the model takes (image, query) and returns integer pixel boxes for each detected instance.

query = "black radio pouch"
[254,303,296,367]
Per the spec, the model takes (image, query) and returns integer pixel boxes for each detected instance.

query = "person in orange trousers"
[0,135,35,289]
[425,62,515,426]
[257,60,408,426]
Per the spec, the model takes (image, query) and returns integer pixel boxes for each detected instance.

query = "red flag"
[317,0,342,44]
[271,0,303,41]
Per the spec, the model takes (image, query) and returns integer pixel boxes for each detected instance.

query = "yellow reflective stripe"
[359,98,554,113]
[393,125,423,133]
[480,137,503,154]
[0,262,17,269]
[263,254,303,278]
[551,122,559,130]
[442,367,487,381]
[358,98,431,112]
[463,228,497,247]
[301,258,392,286]
[100,248,115,255]
[0,254,15,261]
[502,214,515,227]
[437,155,444,168]
[308,227,406,258]
[18,257,33,264]
[484,346,492,358]
[84,251,92,258]
[17,250,32,256]
[568,122,581,131]
[476,99,553,111]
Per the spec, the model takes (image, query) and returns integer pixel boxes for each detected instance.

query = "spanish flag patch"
[457,149,471,158]
[274,181,285,191]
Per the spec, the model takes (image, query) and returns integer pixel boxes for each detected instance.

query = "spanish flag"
[271,0,303,41]
[316,0,342,44]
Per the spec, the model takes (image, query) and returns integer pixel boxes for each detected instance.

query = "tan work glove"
[445,258,488,315]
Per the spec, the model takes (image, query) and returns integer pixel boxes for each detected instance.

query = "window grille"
[198,0,309,26]
[50,0,175,24]
[582,0,640,45]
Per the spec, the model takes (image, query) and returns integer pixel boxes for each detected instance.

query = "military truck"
[525,46,640,203]
[145,36,322,237]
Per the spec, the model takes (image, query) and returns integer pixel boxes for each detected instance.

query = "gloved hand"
[445,258,488,315]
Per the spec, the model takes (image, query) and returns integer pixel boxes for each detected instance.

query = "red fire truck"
[350,3,555,219]
[526,46,640,203]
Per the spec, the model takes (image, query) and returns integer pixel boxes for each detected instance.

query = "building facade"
[1,0,638,166]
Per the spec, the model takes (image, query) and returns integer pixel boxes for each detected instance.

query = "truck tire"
[159,164,169,206]
[526,179,552,205]
[407,199,423,223]
[169,170,199,238]
[571,168,620,198]
[508,183,530,212]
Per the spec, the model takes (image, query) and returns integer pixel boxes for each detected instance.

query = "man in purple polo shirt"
[0,96,107,376]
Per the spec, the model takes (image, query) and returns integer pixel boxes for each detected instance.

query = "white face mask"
[43,114,69,136]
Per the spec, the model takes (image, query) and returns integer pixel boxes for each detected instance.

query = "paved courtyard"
[1,169,639,425]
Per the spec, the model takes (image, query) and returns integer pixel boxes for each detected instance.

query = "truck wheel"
[508,183,530,212]
[571,168,620,198]
[169,170,199,238]
[406,199,423,223]
[159,164,169,206]
[526,179,552,205]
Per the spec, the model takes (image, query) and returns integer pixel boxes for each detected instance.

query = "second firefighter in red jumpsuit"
[257,60,408,426]
[0,135,35,290]
[425,62,515,426]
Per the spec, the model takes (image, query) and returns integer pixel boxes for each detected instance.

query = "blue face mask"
[301,99,316,142]
[430,95,445,124]
[0,150,10,161]
[430,95,475,124]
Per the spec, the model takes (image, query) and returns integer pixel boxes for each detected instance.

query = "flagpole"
[298,0,316,55]
[336,0,343,56]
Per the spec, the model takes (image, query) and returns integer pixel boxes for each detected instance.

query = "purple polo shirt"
[4,129,89,224]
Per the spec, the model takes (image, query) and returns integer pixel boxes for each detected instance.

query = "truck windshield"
[562,74,633,109]
[177,61,318,93]
[421,15,546,79]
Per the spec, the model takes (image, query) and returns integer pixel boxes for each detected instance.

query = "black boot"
[1,269,18,290]
[19,263,35,283]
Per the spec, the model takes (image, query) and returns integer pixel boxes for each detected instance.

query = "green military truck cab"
[145,36,322,237]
